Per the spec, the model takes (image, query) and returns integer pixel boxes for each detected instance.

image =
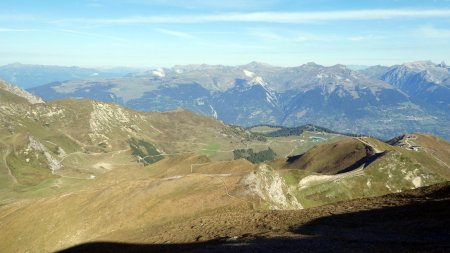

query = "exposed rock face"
[0,80,44,104]
[88,102,137,143]
[27,136,61,172]
[376,61,450,111]
[242,164,302,210]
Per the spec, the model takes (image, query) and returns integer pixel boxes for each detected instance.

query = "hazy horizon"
[1,0,450,67]
[0,59,447,70]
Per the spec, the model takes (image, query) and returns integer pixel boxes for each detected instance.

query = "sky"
[0,0,449,67]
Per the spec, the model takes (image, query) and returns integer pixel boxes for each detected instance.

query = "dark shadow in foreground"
[293,198,450,247]
[56,235,450,253]
[58,183,450,253]
[58,198,450,253]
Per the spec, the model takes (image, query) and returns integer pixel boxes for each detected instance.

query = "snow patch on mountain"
[209,104,218,119]
[152,68,165,78]
[243,69,255,78]
[249,76,265,86]
[382,61,450,89]
[249,76,279,107]
[404,61,435,70]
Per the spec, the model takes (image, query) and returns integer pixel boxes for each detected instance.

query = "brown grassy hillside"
[282,138,374,175]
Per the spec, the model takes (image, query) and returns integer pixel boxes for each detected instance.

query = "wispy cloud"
[127,0,279,10]
[57,29,128,42]
[0,14,37,22]
[54,9,450,25]
[418,25,450,38]
[0,28,37,32]
[249,29,285,41]
[86,0,104,8]
[249,28,379,43]
[154,28,193,38]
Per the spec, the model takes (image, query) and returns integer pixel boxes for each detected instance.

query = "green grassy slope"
[276,137,448,208]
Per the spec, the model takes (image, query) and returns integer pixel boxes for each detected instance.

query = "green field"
[200,143,220,157]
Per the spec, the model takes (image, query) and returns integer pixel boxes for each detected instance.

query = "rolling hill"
[0,80,449,252]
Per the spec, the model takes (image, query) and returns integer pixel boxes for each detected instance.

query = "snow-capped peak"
[403,61,435,70]
[247,76,279,107]
[243,69,256,78]
[152,68,165,78]
[249,76,266,86]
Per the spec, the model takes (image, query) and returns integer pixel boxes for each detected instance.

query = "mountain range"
[1,80,449,252]
[23,60,450,140]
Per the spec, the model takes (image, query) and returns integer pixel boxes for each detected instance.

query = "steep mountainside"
[379,61,450,111]
[0,81,449,252]
[27,61,450,139]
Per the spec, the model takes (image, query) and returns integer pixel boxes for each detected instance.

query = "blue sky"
[0,0,449,67]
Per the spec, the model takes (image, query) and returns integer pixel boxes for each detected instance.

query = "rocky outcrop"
[27,136,61,172]
[0,80,44,104]
[241,164,302,210]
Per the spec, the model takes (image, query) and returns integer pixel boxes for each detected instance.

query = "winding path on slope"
[421,146,450,170]
[0,138,18,184]
[403,138,449,170]
[356,137,382,154]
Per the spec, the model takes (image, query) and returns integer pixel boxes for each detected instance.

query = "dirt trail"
[0,139,17,184]
[298,167,365,189]
[423,148,450,169]
[404,138,449,169]
[357,137,382,154]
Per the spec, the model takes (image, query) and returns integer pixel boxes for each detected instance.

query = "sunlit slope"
[0,157,256,252]
[1,80,331,197]
[0,80,449,252]
[282,138,373,175]
[0,81,268,195]
[279,136,448,207]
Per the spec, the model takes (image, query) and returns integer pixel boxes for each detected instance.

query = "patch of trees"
[233,148,276,164]
[250,124,360,138]
[128,138,163,165]
[224,125,267,142]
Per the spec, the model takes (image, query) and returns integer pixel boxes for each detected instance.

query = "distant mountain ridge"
[0,63,143,89]
[21,61,450,139]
